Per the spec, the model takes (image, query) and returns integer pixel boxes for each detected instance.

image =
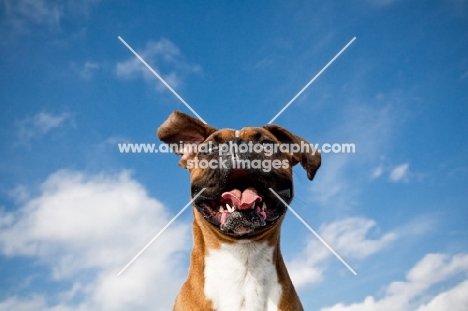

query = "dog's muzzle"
[191,138,293,237]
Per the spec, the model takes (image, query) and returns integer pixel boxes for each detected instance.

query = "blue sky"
[1,0,468,310]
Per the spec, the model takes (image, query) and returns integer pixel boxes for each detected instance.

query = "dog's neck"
[181,209,299,311]
[204,239,282,311]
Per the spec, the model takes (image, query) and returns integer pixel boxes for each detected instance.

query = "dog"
[157,110,321,311]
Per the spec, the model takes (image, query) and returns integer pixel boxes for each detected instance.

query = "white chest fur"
[204,241,282,311]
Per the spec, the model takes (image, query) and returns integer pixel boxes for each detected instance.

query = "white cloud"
[371,165,383,179]
[288,217,396,288]
[370,157,414,183]
[2,0,101,34]
[7,185,30,203]
[415,280,468,311]
[77,61,100,80]
[0,170,190,310]
[389,163,409,182]
[2,0,63,32]
[16,112,71,143]
[0,296,47,311]
[116,39,201,92]
[321,253,468,311]
[320,218,397,259]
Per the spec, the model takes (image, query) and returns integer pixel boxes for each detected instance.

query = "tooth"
[219,206,224,213]
[250,202,256,209]
[262,202,266,211]
[226,203,233,213]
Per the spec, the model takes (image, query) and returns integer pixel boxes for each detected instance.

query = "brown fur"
[173,209,303,311]
[157,111,320,311]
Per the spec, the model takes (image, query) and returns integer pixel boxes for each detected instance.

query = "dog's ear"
[157,110,217,168]
[264,124,321,180]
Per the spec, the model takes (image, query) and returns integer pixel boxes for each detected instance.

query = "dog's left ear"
[157,110,217,168]
[264,124,321,180]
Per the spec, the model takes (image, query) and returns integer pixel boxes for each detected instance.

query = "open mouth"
[194,171,291,237]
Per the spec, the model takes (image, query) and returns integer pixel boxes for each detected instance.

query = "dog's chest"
[204,241,282,311]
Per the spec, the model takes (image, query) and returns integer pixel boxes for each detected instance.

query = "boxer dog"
[157,110,321,311]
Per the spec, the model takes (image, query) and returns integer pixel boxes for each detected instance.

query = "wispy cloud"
[389,163,410,182]
[1,0,101,35]
[7,185,30,204]
[0,170,190,310]
[321,253,468,311]
[288,217,396,288]
[371,165,384,179]
[116,39,201,92]
[16,112,72,144]
[370,157,415,183]
[416,280,468,311]
[75,61,100,80]
[2,0,63,33]
[0,296,46,311]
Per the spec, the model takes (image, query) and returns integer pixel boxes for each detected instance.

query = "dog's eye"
[260,140,275,146]
[255,140,277,155]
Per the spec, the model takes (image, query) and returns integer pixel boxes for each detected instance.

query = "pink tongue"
[221,187,262,210]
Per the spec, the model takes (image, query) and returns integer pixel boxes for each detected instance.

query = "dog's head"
[157,110,320,238]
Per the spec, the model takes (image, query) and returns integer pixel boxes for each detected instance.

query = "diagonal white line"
[268,188,357,275]
[117,188,206,276]
[118,36,207,124]
[268,37,356,124]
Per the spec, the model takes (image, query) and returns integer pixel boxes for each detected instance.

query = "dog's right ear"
[264,124,321,181]
[157,110,217,168]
